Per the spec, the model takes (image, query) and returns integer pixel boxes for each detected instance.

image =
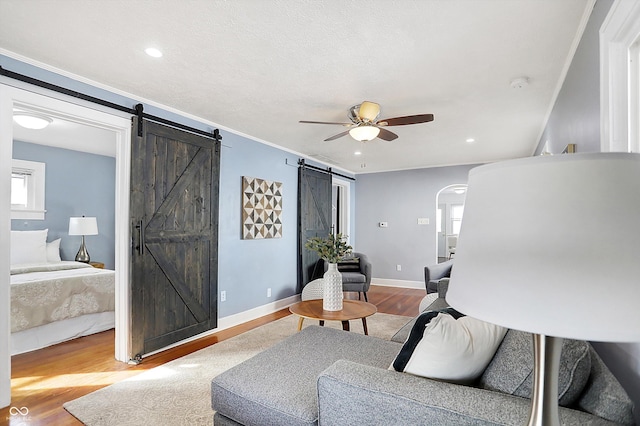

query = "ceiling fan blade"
[358,101,380,122]
[324,130,350,141]
[299,120,351,126]
[377,128,398,141]
[377,114,434,126]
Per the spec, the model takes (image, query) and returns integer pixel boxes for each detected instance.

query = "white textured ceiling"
[1,0,592,173]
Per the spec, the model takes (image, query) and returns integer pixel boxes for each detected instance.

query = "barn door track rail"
[0,65,221,142]
[297,159,355,181]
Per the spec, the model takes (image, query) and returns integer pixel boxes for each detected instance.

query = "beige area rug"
[64,312,411,426]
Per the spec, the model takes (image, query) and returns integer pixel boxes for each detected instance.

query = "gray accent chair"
[211,292,635,425]
[424,259,453,294]
[313,252,372,302]
[338,252,371,301]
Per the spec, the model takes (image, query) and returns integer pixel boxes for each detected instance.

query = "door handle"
[135,220,144,255]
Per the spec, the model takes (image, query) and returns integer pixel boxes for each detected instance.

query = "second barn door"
[297,165,332,292]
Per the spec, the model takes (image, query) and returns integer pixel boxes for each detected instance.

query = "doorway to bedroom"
[10,109,118,356]
[1,84,132,395]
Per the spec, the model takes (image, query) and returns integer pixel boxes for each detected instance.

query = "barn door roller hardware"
[135,104,144,137]
[133,103,222,141]
[297,159,355,181]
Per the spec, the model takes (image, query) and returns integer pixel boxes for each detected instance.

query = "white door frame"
[0,85,131,406]
[332,177,351,243]
[600,0,640,153]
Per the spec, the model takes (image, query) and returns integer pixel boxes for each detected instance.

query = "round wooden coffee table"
[289,299,377,335]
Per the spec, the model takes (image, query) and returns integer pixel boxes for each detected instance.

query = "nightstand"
[89,261,105,269]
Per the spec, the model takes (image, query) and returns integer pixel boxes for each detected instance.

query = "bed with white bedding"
[11,261,116,355]
[10,229,116,355]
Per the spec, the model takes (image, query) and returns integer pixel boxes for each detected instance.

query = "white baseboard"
[143,294,301,358]
[216,294,301,330]
[372,278,424,290]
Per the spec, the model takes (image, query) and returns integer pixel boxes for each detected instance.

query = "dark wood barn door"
[298,166,332,292]
[130,119,220,359]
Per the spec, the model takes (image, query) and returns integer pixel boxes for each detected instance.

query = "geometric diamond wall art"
[241,176,283,239]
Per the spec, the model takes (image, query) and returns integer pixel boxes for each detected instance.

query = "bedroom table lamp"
[68,216,98,263]
[446,152,640,426]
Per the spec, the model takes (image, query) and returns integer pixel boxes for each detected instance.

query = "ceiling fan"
[299,101,434,142]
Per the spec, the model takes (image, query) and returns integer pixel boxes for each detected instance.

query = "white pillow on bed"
[46,238,62,262]
[10,229,48,265]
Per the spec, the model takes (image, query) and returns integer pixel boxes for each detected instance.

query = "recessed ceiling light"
[354,151,362,156]
[13,111,52,130]
[466,138,475,143]
[145,47,163,58]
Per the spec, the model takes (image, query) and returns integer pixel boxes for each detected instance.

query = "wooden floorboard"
[1,285,425,425]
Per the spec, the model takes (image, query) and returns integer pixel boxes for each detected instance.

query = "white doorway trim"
[600,0,640,153]
[0,85,131,406]
[332,177,351,243]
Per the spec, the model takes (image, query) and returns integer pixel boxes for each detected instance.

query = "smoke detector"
[510,77,529,89]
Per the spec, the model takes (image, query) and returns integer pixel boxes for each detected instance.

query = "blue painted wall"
[218,134,300,315]
[11,141,116,269]
[535,0,614,155]
[1,53,356,318]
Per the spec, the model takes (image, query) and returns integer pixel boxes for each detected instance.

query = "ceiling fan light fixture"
[349,125,380,142]
[13,111,52,130]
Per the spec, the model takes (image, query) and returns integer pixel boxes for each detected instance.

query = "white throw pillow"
[393,310,507,384]
[46,238,62,262]
[10,229,48,265]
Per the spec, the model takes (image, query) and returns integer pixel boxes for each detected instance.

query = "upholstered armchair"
[424,259,453,295]
[311,252,372,302]
[338,252,372,301]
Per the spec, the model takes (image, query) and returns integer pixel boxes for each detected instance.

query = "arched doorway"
[435,184,467,263]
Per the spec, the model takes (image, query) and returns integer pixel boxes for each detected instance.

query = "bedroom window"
[11,159,46,220]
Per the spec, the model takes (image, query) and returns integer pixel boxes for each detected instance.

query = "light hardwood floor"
[1,285,424,425]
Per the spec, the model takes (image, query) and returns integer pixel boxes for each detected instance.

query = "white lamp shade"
[447,153,640,342]
[349,125,380,142]
[69,217,99,236]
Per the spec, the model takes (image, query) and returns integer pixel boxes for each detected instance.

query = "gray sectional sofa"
[211,293,635,425]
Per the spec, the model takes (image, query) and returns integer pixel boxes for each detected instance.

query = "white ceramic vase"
[323,262,343,311]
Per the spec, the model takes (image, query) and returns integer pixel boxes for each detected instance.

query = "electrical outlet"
[220,290,226,302]
[396,264,402,271]
[267,288,272,297]
[417,217,429,225]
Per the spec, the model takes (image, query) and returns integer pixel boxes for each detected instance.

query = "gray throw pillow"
[478,329,591,407]
[576,346,635,425]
